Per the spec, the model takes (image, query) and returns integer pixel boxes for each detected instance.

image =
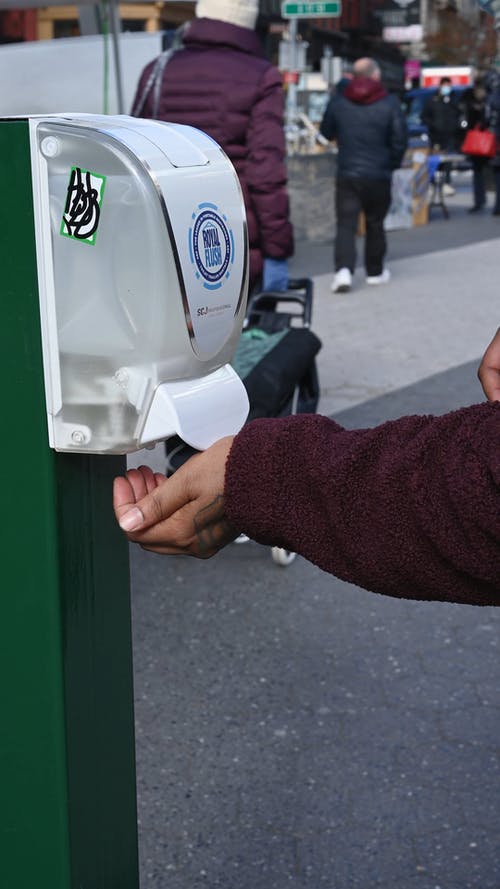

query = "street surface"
[129,180,500,888]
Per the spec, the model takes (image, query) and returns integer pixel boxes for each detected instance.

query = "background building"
[0,0,405,89]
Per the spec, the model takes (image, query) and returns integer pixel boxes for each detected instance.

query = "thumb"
[115,469,192,535]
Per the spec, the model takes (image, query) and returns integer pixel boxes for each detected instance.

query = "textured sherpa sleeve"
[224,403,500,606]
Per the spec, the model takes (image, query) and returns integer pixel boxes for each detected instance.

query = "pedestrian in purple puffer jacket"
[131,0,294,293]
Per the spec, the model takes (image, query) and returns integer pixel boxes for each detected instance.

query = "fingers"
[126,465,159,499]
[478,327,500,401]
[113,475,138,513]
[113,466,163,532]
[114,458,197,535]
[481,377,500,402]
[478,363,500,401]
[112,437,236,559]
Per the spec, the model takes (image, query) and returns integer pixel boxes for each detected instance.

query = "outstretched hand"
[113,436,238,557]
[478,327,500,401]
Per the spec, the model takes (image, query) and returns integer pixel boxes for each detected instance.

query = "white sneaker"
[332,267,352,293]
[366,268,391,286]
[442,183,455,196]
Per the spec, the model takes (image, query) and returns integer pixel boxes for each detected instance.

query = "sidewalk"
[289,183,499,417]
[307,234,499,416]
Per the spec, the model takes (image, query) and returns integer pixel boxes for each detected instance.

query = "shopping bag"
[461,126,497,158]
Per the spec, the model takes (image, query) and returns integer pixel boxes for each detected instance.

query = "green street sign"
[281,1,341,17]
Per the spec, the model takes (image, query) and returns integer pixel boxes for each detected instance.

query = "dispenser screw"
[41,137,60,158]
[71,430,88,445]
[114,369,129,388]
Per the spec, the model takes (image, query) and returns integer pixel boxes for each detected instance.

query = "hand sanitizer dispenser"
[29,113,249,453]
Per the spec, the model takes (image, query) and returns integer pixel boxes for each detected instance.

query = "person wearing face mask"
[422,77,461,195]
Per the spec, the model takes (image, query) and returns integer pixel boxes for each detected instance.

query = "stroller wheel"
[271,547,297,567]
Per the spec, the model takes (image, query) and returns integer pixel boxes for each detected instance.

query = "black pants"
[494,168,500,213]
[471,156,488,208]
[335,177,392,277]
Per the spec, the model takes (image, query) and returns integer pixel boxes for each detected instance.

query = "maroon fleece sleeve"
[224,403,500,606]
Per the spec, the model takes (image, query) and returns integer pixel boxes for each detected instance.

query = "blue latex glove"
[262,258,289,292]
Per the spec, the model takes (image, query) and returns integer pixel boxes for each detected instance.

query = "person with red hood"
[320,57,407,294]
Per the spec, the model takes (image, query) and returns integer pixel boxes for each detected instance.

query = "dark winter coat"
[225,403,500,606]
[319,77,407,180]
[421,92,461,150]
[485,81,500,168]
[131,17,294,288]
[460,86,488,131]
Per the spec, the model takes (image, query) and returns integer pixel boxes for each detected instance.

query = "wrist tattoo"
[193,495,235,553]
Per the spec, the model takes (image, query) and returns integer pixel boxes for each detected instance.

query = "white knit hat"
[196,0,259,29]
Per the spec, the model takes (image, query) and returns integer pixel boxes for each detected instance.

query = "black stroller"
[165,277,322,565]
[238,277,320,419]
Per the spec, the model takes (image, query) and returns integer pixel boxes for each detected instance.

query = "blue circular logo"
[190,205,233,286]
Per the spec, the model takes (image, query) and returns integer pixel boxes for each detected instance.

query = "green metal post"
[0,119,139,889]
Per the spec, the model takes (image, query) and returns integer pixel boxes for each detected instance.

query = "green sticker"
[60,166,106,245]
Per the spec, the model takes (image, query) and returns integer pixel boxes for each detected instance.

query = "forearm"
[224,405,500,605]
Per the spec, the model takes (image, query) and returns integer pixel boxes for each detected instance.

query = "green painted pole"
[0,119,139,889]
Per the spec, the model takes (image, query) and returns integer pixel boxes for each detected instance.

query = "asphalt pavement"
[129,177,500,889]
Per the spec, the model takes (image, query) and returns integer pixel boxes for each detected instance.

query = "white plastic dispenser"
[29,114,249,453]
